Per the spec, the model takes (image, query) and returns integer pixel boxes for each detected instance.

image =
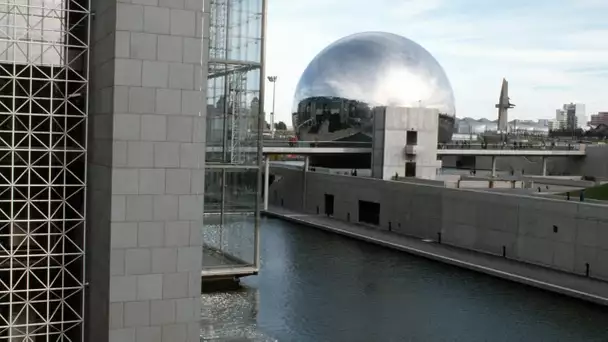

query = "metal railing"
[437,142,584,151]
[260,139,586,151]
[262,140,373,148]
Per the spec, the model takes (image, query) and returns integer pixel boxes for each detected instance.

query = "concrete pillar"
[491,156,497,177]
[542,157,547,176]
[303,156,309,210]
[264,155,270,211]
[86,0,207,339]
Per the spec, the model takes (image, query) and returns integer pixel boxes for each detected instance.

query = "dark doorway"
[324,194,334,216]
[405,162,416,177]
[358,200,380,225]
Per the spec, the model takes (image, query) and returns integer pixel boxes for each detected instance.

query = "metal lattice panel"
[0,0,89,340]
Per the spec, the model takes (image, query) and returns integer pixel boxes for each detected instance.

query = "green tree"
[274,121,287,130]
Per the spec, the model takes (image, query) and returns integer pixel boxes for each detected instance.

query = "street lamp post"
[267,76,277,138]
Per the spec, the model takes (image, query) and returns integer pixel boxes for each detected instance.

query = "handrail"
[437,143,583,151]
[262,140,373,148]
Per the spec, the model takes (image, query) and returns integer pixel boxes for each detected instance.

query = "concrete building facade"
[589,112,608,127]
[0,0,266,340]
[371,107,441,180]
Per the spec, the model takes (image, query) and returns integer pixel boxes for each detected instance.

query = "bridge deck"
[263,147,372,155]
[205,142,587,156]
[206,147,586,156]
[436,149,586,156]
[264,206,608,306]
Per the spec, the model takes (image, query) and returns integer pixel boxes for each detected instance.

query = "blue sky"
[264,0,608,126]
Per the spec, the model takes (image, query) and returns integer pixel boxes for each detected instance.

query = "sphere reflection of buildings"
[292,32,457,156]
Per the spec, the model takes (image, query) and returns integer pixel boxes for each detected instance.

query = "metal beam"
[209,58,262,66]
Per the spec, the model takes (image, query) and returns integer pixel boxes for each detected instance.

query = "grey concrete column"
[264,156,270,211]
[302,156,309,210]
[87,0,207,340]
[491,156,497,177]
[542,157,547,176]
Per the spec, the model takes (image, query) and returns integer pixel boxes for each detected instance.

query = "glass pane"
[204,168,258,213]
[209,0,263,63]
[202,213,255,268]
[227,0,262,62]
[204,169,223,213]
[206,63,261,165]
[225,168,257,211]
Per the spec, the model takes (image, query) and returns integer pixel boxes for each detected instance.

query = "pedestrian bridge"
[436,148,586,157]
[205,141,587,157]
[205,141,373,156]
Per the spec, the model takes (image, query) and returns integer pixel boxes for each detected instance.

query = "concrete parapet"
[443,144,608,180]
[523,176,596,187]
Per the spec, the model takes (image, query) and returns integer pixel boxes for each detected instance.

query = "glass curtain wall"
[0,0,89,339]
[203,0,264,274]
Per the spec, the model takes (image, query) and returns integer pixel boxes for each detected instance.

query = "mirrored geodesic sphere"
[292,32,456,143]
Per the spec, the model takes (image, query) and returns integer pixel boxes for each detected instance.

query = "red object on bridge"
[288,136,297,147]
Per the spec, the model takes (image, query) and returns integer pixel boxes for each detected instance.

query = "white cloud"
[264,0,608,125]
[574,0,608,8]
[387,0,445,18]
[435,44,608,65]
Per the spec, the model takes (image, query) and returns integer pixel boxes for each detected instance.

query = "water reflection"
[201,287,276,341]
[201,218,608,341]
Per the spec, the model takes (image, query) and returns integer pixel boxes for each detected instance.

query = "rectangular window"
[406,130,418,145]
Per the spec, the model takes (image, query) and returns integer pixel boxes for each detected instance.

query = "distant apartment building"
[555,109,566,129]
[556,103,586,130]
[589,112,608,126]
[537,119,550,126]
[548,120,561,131]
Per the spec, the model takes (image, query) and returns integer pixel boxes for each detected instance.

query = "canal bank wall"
[269,167,608,282]
[263,208,608,306]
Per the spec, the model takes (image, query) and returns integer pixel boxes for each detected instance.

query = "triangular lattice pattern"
[0,0,89,339]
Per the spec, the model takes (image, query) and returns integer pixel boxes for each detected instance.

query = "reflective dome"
[292,32,456,143]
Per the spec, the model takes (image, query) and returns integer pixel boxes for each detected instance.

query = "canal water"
[201,218,608,341]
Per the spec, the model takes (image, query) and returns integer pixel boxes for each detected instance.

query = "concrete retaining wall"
[269,167,608,281]
[523,176,596,188]
[442,145,608,179]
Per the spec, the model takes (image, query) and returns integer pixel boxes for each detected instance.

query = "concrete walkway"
[264,206,608,306]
